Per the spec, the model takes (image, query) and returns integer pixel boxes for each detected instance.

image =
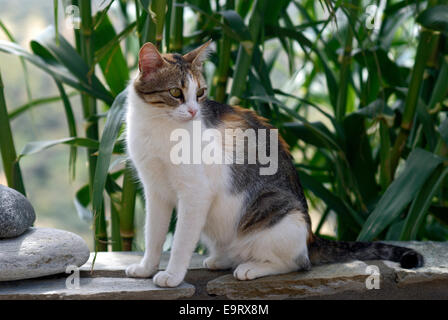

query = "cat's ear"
[138,42,165,79]
[183,40,212,67]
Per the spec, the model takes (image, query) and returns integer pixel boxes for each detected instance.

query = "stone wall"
[0,241,447,299]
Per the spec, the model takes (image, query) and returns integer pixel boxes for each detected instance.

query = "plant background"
[0,0,92,246]
[0,0,447,252]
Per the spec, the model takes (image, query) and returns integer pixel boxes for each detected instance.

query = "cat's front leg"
[126,192,173,278]
[153,196,211,287]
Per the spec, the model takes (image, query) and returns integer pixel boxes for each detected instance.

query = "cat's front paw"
[125,263,157,278]
[153,271,183,287]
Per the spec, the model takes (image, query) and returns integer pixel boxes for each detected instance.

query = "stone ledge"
[0,276,195,300]
[384,241,448,287]
[0,241,447,299]
[207,241,448,299]
[206,261,372,299]
[80,251,205,277]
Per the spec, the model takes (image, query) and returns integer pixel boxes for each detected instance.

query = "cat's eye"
[169,88,182,98]
[197,88,206,98]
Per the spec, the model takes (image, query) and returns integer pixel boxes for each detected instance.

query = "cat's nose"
[188,108,197,118]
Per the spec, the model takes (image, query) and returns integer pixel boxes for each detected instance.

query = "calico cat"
[125,41,423,288]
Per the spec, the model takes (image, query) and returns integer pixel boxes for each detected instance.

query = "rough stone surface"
[0,185,35,238]
[207,261,373,299]
[0,228,90,281]
[80,252,205,277]
[0,277,195,300]
[0,241,447,299]
[207,241,448,299]
[384,241,448,287]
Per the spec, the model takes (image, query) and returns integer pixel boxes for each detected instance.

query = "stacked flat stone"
[0,185,90,281]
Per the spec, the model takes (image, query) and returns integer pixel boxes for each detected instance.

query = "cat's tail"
[308,236,424,269]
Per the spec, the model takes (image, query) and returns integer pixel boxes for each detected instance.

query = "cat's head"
[133,41,212,122]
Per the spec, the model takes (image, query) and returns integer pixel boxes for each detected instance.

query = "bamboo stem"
[170,0,184,52]
[229,0,267,104]
[151,0,167,49]
[335,0,359,121]
[389,29,438,177]
[120,162,137,251]
[79,0,107,251]
[214,0,234,103]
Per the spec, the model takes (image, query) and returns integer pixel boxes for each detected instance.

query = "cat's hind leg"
[201,236,234,270]
[203,255,233,270]
[233,210,311,281]
[234,261,295,280]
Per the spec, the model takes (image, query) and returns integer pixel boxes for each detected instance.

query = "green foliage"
[0,0,448,252]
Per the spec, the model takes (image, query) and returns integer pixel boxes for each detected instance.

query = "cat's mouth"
[170,113,199,122]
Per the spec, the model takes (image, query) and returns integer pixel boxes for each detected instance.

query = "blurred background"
[0,0,93,246]
[1,0,447,252]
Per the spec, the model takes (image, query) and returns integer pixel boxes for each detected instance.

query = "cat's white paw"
[203,256,232,270]
[233,262,261,280]
[153,271,183,287]
[125,263,157,278]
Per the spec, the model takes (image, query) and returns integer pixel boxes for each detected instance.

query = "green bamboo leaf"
[0,20,33,101]
[354,48,405,88]
[18,137,99,159]
[55,81,78,179]
[137,0,151,13]
[357,148,444,241]
[399,165,448,240]
[273,89,335,121]
[283,122,337,150]
[416,99,437,150]
[182,4,251,44]
[247,95,342,151]
[265,25,339,108]
[264,0,290,26]
[385,220,405,240]
[298,170,365,228]
[74,184,93,222]
[0,69,26,195]
[30,26,113,102]
[93,15,130,96]
[416,5,448,33]
[426,223,448,240]
[343,112,378,204]
[8,92,78,120]
[92,90,128,220]
[0,41,113,104]
[428,56,448,112]
[349,99,394,120]
[229,0,267,101]
[380,4,414,48]
[93,0,116,30]
[429,205,448,226]
[218,10,252,51]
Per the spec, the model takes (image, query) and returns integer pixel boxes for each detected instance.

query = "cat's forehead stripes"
[134,48,207,111]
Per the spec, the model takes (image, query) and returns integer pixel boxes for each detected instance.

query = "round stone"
[0,185,36,238]
[0,228,90,281]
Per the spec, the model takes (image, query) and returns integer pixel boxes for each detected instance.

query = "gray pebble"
[0,184,35,238]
